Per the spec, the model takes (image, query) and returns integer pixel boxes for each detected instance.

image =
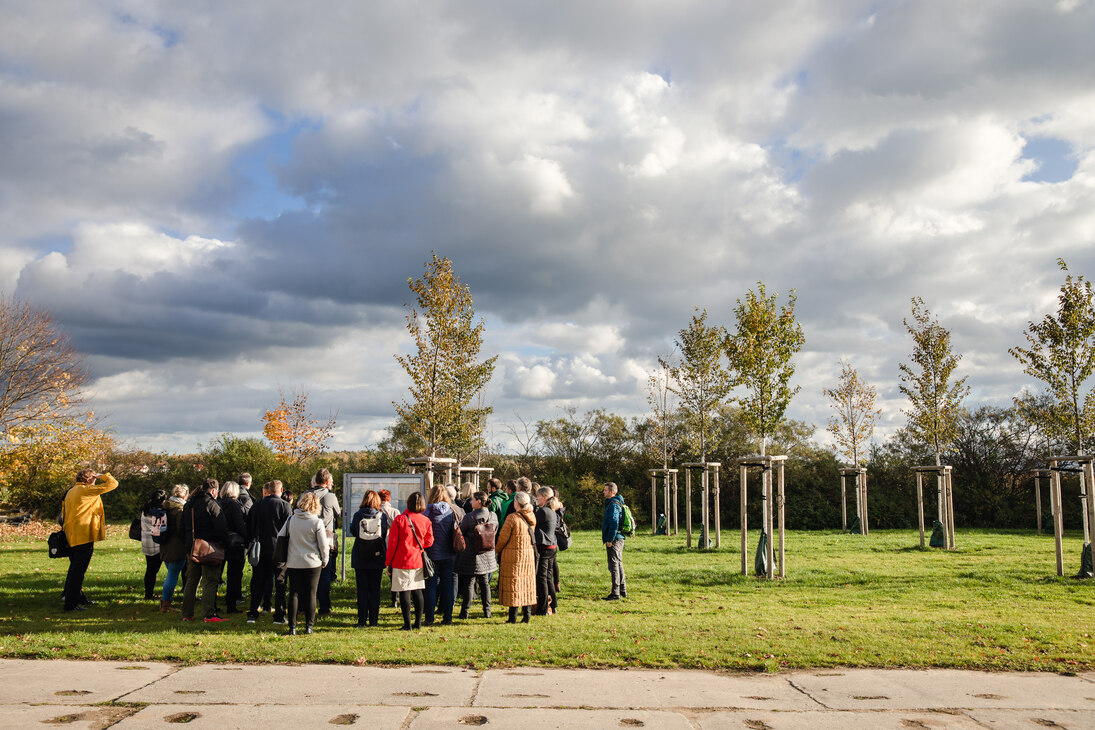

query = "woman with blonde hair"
[278,491,329,635]
[495,490,537,623]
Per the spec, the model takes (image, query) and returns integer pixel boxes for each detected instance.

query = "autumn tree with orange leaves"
[262,388,337,465]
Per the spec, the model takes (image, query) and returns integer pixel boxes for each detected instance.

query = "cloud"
[2,2,1095,453]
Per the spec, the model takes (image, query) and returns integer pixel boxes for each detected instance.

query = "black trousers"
[458,573,492,615]
[317,551,336,612]
[354,568,382,626]
[287,566,322,629]
[535,549,557,615]
[224,547,245,610]
[248,556,286,620]
[64,542,94,609]
[143,553,163,599]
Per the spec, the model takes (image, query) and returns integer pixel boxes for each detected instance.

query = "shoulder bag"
[408,517,435,579]
[48,490,72,559]
[128,517,142,540]
[189,506,225,566]
[451,511,466,552]
[273,516,291,565]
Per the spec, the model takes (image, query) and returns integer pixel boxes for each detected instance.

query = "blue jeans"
[423,558,455,623]
[161,559,186,602]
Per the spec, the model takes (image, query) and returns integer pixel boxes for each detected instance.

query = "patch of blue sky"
[113,13,179,48]
[1021,136,1077,183]
[766,137,821,184]
[228,115,318,221]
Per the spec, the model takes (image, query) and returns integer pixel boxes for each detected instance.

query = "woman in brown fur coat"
[495,491,537,623]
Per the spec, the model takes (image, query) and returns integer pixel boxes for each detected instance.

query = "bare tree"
[0,295,88,436]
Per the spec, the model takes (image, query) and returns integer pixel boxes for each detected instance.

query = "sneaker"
[272,618,287,625]
[602,594,620,601]
[182,617,195,621]
[203,616,228,623]
[246,616,257,624]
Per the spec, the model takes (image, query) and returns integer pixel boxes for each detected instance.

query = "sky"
[2,1,1094,457]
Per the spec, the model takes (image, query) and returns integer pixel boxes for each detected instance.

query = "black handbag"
[48,530,71,559]
[273,517,291,564]
[128,518,142,541]
[408,518,435,579]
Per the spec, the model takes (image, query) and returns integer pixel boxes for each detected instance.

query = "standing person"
[455,491,497,619]
[139,489,168,600]
[159,484,189,612]
[349,490,388,628]
[378,489,400,608]
[423,485,463,626]
[218,481,248,613]
[246,480,291,624]
[181,479,230,623]
[602,482,627,601]
[550,487,565,605]
[304,468,341,617]
[486,478,506,523]
[385,491,433,631]
[532,487,558,615]
[61,469,119,611]
[236,473,255,516]
[496,491,537,624]
[498,480,517,525]
[457,482,475,513]
[279,492,329,635]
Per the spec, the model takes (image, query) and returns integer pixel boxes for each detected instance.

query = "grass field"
[1,523,1093,672]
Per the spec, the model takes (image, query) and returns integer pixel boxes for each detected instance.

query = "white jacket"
[277,510,330,569]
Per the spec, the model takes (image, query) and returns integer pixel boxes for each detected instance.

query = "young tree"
[261,387,337,465]
[0,295,88,437]
[1009,259,1095,455]
[663,309,733,462]
[898,297,969,465]
[394,254,497,457]
[646,358,680,470]
[824,360,881,467]
[724,282,805,456]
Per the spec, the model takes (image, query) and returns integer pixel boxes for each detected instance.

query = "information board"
[340,473,426,579]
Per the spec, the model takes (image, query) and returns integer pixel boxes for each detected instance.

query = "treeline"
[2,403,1073,533]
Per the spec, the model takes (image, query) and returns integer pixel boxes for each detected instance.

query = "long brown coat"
[496,507,537,608]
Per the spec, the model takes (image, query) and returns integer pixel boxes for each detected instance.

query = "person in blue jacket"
[601,481,627,601]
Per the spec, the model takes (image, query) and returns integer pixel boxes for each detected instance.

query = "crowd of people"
[58,469,632,635]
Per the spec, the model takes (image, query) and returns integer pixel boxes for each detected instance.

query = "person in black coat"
[533,486,558,616]
[219,481,249,613]
[349,489,389,628]
[237,472,255,516]
[246,480,292,624]
[180,479,230,622]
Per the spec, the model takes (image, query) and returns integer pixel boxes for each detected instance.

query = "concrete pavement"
[0,658,1093,728]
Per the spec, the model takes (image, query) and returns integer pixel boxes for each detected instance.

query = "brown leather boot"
[159,600,176,612]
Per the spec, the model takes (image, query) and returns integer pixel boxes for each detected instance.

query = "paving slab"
[114,704,411,729]
[0,704,139,729]
[0,659,174,705]
[695,708,986,729]
[118,663,477,706]
[790,669,1095,711]
[475,667,823,710]
[412,707,693,728]
[966,709,1095,729]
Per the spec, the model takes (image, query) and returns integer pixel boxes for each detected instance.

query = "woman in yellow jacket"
[62,469,118,611]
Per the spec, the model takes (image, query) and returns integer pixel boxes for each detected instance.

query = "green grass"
[1,525,1094,671]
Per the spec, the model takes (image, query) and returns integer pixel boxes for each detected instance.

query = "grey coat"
[455,507,498,576]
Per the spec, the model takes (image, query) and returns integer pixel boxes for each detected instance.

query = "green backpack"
[618,503,635,537]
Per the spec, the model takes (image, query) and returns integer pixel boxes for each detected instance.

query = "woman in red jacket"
[385,491,434,630]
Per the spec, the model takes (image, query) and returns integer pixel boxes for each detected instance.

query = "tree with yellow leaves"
[394,255,496,458]
[261,388,337,465]
[824,360,881,468]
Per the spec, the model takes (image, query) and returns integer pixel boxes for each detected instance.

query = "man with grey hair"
[601,482,627,601]
[305,468,341,616]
